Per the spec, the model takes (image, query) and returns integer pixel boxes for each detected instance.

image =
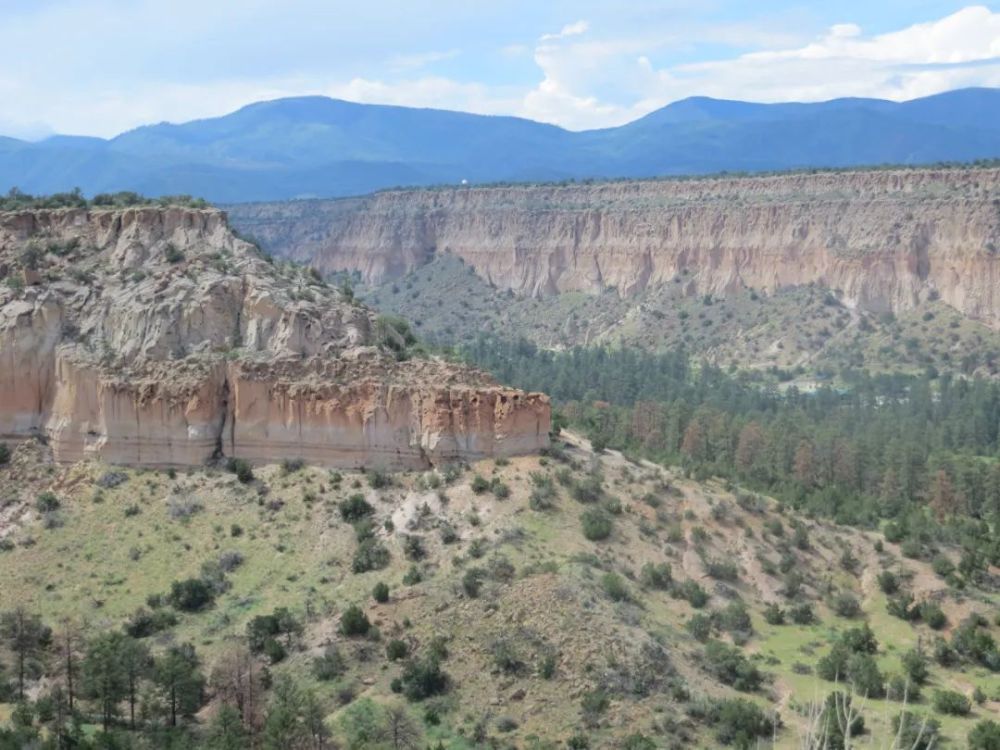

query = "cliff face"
[229,168,1000,326]
[0,207,548,468]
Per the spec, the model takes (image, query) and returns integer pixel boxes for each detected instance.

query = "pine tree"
[154,643,205,727]
[81,632,129,731]
[0,608,51,701]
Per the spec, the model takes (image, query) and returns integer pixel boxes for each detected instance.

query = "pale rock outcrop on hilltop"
[230,168,1000,326]
[0,206,549,467]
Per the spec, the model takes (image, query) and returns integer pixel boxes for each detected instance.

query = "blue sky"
[1,0,998,138]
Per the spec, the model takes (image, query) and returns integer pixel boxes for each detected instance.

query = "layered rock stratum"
[0,206,549,467]
[230,168,1000,326]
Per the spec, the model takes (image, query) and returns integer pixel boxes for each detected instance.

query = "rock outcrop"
[0,206,549,467]
[229,167,1000,326]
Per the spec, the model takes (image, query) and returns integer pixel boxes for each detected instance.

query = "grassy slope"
[0,438,997,748]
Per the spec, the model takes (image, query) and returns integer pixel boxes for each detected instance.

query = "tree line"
[460,337,1000,574]
[0,605,339,749]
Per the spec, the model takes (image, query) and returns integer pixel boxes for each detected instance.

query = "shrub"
[933,637,958,667]
[163,243,184,263]
[470,474,490,494]
[339,605,371,637]
[124,607,177,638]
[353,518,375,541]
[846,653,884,698]
[639,562,672,590]
[719,602,753,636]
[930,554,955,578]
[580,689,610,722]
[372,582,390,603]
[400,658,448,701]
[876,570,900,594]
[352,539,390,573]
[675,579,710,609]
[841,623,879,654]
[367,469,392,489]
[402,565,423,585]
[580,509,612,541]
[96,470,128,488]
[386,639,409,661]
[35,492,60,513]
[932,689,971,716]
[901,648,929,686]
[705,559,740,582]
[968,720,1000,749]
[529,474,557,511]
[887,592,918,621]
[702,640,763,692]
[763,603,785,625]
[919,601,947,630]
[490,638,523,673]
[887,675,921,702]
[571,474,603,504]
[246,608,302,661]
[710,698,776,747]
[0,443,9,465]
[218,550,244,572]
[280,457,304,474]
[312,644,346,681]
[686,613,715,642]
[831,592,862,619]
[340,494,374,521]
[600,572,630,602]
[462,567,486,598]
[497,717,519,733]
[225,457,254,483]
[788,602,815,625]
[168,578,214,611]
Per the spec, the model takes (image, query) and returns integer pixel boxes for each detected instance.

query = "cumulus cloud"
[515,5,1000,129]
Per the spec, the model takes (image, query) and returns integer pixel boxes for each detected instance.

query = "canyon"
[0,206,549,468]
[230,167,1000,327]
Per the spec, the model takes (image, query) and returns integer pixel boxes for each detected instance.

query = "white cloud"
[515,5,1000,129]
[829,23,862,39]
[540,20,589,42]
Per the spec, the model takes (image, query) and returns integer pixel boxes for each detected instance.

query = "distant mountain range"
[2,88,999,203]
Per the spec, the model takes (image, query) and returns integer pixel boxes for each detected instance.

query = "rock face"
[0,206,549,467]
[229,168,1000,326]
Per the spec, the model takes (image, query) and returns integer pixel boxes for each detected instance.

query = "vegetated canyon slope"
[0,436,997,747]
[0,206,549,468]
[230,167,1000,374]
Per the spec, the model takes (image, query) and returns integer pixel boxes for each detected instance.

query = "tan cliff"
[0,206,549,468]
[229,168,1000,326]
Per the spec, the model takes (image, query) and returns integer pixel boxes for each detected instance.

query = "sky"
[1,0,999,139]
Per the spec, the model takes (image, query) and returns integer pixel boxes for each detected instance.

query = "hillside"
[2,89,999,201]
[1,432,997,748]
[229,166,1000,376]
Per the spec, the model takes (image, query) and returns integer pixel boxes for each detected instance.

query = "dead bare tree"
[797,678,936,750]
[210,641,266,744]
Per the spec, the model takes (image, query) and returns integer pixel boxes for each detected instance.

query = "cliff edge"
[0,206,549,467]
[230,168,1000,326]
